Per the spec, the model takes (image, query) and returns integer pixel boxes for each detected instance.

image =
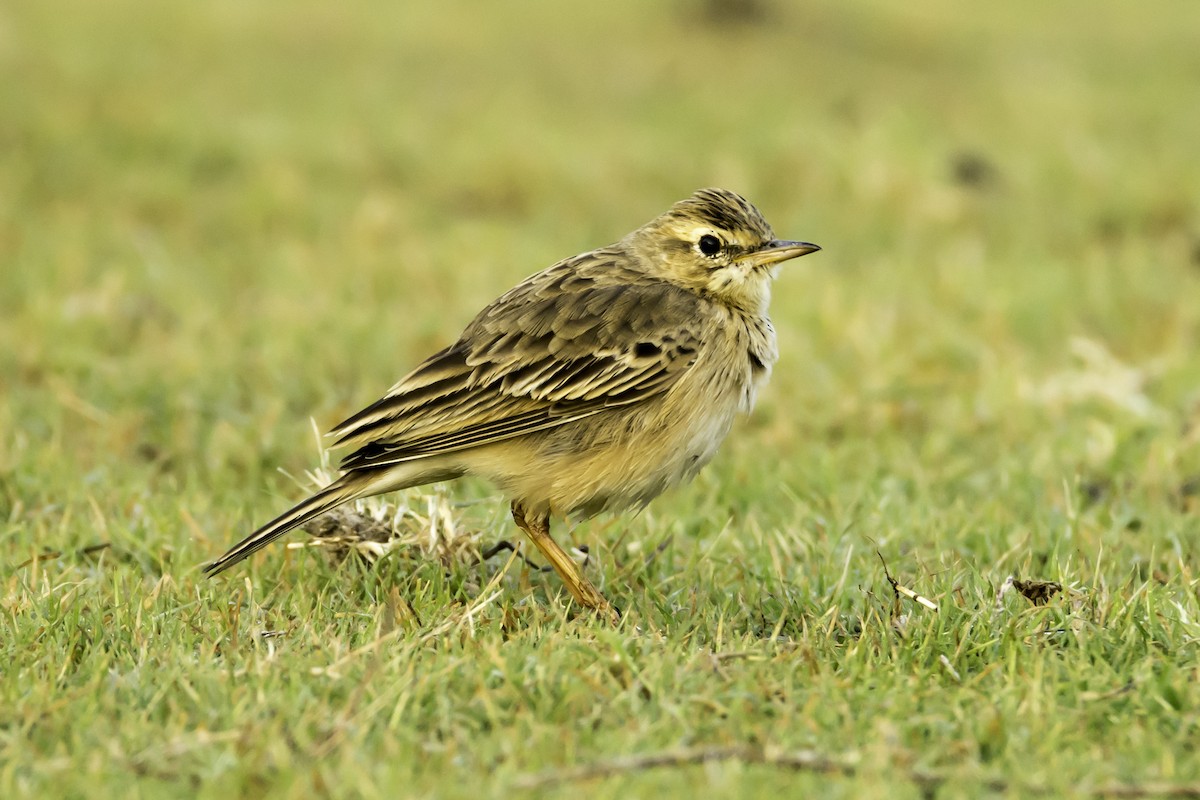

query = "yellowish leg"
[511,502,619,624]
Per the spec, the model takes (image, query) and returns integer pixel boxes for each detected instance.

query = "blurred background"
[2,0,1199,565]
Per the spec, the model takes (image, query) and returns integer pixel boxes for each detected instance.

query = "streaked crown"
[664,188,775,243]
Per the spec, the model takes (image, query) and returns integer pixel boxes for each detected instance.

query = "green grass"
[4,0,1200,796]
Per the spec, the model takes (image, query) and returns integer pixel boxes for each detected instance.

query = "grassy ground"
[4,0,1200,796]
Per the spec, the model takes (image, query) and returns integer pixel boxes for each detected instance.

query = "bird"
[204,188,820,621]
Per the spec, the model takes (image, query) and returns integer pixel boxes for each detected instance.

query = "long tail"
[203,475,368,576]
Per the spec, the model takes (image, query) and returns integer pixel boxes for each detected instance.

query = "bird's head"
[628,188,820,311]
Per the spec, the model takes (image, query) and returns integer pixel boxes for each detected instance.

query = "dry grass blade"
[877,551,939,611]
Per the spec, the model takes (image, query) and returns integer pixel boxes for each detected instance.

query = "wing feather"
[329,250,705,470]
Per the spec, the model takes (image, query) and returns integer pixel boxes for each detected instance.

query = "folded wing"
[330,253,704,471]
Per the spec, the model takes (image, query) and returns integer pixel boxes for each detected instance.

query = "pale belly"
[464,324,774,518]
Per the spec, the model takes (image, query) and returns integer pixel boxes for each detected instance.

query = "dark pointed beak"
[739,240,821,269]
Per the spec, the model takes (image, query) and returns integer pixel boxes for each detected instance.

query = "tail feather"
[204,476,365,576]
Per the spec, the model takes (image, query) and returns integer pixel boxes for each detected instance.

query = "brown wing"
[330,250,704,471]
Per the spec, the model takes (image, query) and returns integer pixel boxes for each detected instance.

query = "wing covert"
[329,256,704,471]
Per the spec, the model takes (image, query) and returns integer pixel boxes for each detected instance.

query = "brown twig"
[14,542,111,570]
[511,745,859,790]
[479,539,551,572]
[510,744,1200,797]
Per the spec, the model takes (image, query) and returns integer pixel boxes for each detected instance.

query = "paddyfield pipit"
[205,188,820,620]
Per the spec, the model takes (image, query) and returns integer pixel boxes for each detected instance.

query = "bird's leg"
[511,501,619,624]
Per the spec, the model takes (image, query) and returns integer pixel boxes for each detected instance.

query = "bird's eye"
[698,234,722,257]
